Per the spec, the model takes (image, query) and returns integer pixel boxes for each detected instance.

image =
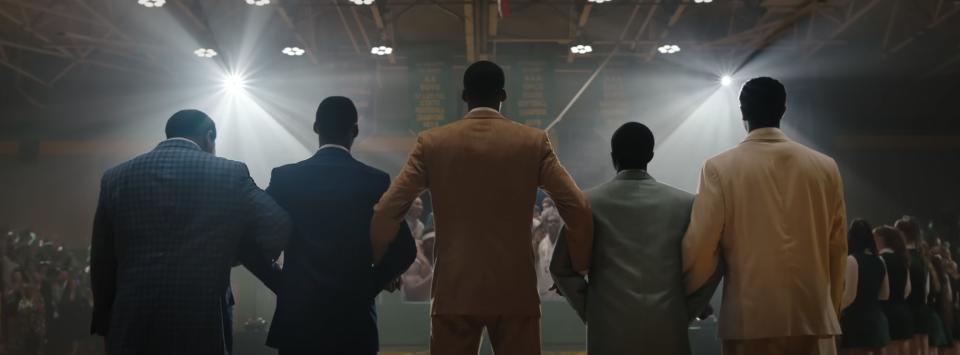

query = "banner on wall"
[411,62,455,131]
[509,61,553,128]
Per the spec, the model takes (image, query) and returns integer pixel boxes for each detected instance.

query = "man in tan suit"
[370,61,593,354]
[682,77,847,355]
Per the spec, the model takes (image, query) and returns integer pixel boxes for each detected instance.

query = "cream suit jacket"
[682,127,847,339]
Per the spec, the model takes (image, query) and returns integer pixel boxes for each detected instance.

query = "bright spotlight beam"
[720,75,733,87]
[223,73,247,93]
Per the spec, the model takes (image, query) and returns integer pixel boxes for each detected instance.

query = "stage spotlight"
[349,0,375,5]
[657,44,681,54]
[223,73,247,93]
[371,45,393,56]
[282,46,306,56]
[194,48,218,58]
[245,0,271,6]
[138,0,166,7]
[570,44,593,54]
[720,75,733,86]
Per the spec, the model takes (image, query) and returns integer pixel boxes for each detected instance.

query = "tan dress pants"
[430,314,540,355]
[723,336,838,355]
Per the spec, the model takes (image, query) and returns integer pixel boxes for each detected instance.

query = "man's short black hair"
[463,61,505,100]
[739,77,786,127]
[611,122,655,170]
[314,96,358,140]
[165,109,216,140]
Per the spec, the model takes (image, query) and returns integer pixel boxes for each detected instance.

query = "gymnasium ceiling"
[0,0,959,108]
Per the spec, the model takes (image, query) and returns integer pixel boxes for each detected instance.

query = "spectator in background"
[48,276,89,355]
[898,216,934,354]
[537,213,562,301]
[406,197,426,240]
[840,219,891,355]
[541,197,557,219]
[3,269,23,352]
[19,283,45,355]
[402,232,434,302]
[876,225,913,355]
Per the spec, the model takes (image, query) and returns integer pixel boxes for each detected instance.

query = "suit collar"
[464,107,505,120]
[309,146,354,162]
[156,138,202,152]
[615,169,653,181]
[742,127,789,143]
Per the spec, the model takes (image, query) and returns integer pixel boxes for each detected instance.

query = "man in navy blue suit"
[264,96,417,355]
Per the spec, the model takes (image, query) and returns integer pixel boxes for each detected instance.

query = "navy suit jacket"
[264,147,416,353]
[90,139,290,355]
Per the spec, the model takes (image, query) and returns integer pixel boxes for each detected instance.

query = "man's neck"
[747,123,780,132]
[318,139,351,150]
[467,103,500,112]
[616,166,647,173]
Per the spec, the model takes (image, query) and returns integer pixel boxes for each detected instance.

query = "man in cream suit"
[370,60,593,354]
[682,77,847,355]
[551,122,718,354]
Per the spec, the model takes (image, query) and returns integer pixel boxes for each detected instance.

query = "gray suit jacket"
[551,170,717,355]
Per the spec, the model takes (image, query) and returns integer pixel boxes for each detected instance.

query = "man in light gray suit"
[551,122,716,355]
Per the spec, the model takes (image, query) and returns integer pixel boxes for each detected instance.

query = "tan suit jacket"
[371,108,593,316]
[682,128,847,339]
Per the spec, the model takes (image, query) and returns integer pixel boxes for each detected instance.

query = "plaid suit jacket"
[90,139,290,355]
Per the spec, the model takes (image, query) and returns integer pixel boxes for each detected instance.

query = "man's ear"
[313,121,320,134]
[351,124,359,138]
[462,90,468,103]
[499,89,507,103]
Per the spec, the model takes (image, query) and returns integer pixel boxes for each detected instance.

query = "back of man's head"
[739,77,786,128]
[314,96,358,145]
[165,109,216,140]
[462,61,506,103]
[611,122,655,171]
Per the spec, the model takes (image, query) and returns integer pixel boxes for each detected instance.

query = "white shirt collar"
[319,144,351,154]
[468,107,501,115]
[879,248,895,254]
[163,137,202,150]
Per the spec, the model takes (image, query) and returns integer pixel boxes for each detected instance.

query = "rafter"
[643,2,687,62]
[370,5,396,64]
[803,0,881,58]
[566,3,593,63]
[888,1,960,54]
[334,0,363,56]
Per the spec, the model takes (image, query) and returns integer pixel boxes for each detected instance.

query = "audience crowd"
[842,216,960,355]
[0,228,98,355]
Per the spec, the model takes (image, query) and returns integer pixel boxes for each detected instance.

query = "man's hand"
[383,277,402,292]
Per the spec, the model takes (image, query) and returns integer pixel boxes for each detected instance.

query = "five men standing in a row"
[90,61,846,355]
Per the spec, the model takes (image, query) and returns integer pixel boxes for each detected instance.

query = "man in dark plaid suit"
[90,109,290,355]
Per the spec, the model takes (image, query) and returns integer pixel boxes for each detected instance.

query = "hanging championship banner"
[411,62,454,131]
[510,61,553,128]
